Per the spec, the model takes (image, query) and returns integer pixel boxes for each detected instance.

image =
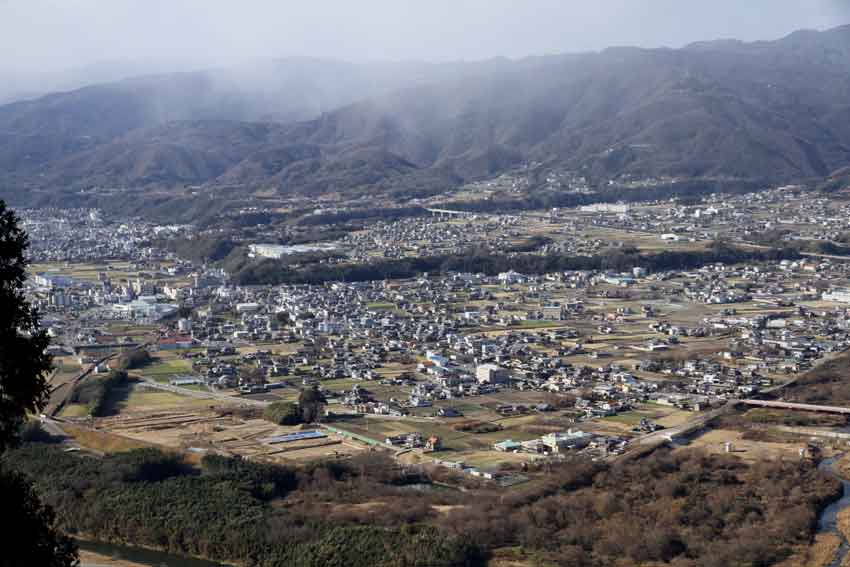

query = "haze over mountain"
[0,59,215,105]
[4,24,850,207]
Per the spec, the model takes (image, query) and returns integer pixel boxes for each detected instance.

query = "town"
[24,183,850,486]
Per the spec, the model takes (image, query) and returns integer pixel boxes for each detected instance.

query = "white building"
[113,300,177,321]
[541,430,590,452]
[318,320,344,334]
[236,303,260,314]
[249,244,289,259]
[823,288,850,303]
[34,273,74,289]
[476,364,509,384]
[249,242,340,259]
[579,203,629,213]
[498,270,526,285]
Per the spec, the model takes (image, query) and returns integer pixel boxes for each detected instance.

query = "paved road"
[40,417,68,439]
[38,417,106,456]
[635,403,734,447]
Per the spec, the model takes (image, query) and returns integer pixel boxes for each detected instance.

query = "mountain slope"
[0,58,477,181]
[4,26,850,201]
[283,26,850,183]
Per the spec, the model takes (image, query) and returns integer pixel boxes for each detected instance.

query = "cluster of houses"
[20,207,188,264]
[24,186,850,474]
[342,215,531,261]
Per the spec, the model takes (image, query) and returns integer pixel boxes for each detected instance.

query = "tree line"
[68,370,129,417]
[263,386,326,425]
[232,241,801,286]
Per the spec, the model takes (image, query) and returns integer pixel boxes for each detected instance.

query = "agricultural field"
[106,383,216,413]
[580,226,709,252]
[137,354,194,382]
[91,407,371,464]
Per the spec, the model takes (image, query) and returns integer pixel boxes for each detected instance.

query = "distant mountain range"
[4,25,850,207]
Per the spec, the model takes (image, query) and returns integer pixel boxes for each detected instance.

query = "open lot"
[682,428,807,462]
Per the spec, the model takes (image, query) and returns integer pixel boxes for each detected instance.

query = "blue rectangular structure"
[259,430,327,444]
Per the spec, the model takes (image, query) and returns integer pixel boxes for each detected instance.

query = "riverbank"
[75,538,232,567]
[79,549,150,567]
[778,533,842,567]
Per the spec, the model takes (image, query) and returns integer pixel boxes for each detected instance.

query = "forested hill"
[4,442,840,567]
[4,25,850,202]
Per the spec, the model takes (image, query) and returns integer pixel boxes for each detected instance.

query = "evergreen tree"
[298,385,326,423]
[0,200,77,566]
[0,200,53,450]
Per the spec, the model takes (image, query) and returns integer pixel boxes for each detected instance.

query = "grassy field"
[96,383,215,414]
[601,403,693,428]
[237,344,299,355]
[139,356,193,382]
[603,412,646,426]
[105,323,159,338]
[60,403,90,418]
[321,378,361,391]
[60,422,155,453]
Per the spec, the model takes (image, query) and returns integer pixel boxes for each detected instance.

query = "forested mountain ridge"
[3,25,850,202]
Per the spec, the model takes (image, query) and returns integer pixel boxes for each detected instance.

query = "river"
[818,455,850,567]
[76,539,229,567]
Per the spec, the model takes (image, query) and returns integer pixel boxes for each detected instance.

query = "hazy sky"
[1,0,850,73]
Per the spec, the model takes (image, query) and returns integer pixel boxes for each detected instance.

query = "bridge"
[634,398,850,451]
[737,399,850,415]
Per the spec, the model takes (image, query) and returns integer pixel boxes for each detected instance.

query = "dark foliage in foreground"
[0,200,53,452]
[2,442,839,567]
[441,449,838,567]
[3,445,477,567]
[0,200,77,566]
[0,465,79,567]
